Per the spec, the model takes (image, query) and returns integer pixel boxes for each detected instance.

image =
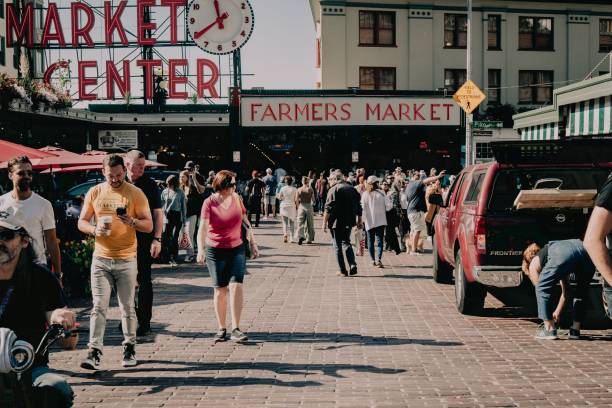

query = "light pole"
[465,0,473,166]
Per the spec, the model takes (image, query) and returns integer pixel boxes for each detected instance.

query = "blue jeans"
[205,244,246,288]
[330,226,356,273]
[367,226,385,263]
[30,365,74,407]
[536,239,595,322]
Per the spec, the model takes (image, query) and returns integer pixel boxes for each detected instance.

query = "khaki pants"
[297,203,315,242]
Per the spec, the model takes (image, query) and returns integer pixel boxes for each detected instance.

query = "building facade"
[310,0,612,110]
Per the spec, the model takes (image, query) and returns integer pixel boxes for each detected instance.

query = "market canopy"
[0,139,57,163]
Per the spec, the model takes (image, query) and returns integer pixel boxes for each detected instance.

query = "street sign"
[473,120,502,129]
[452,80,486,114]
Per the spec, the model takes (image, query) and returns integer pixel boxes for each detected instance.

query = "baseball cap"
[0,207,29,236]
[184,161,195,169]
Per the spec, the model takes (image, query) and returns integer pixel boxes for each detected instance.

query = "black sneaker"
[231,328,248,343]
[214,328,227,343]
[349,265,358,276]
[136,325,151,337]
[122,343,137,367]
[569,328,581,340]
[81,348,102,370]
[298,238,304,245]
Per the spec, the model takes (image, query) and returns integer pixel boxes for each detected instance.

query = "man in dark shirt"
[126,150,163,337]
[323,171,362,276]
[405,170,445,255]
[0,207,75,407]
[584,173,612,319]
[246,171,265,227]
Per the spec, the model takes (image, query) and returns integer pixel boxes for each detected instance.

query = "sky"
[241,0,317,89]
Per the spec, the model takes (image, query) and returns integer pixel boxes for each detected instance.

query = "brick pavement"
[51,216,612,407]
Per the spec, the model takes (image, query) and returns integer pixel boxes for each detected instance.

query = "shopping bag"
[179,230,192,250]
[355,228,365,256]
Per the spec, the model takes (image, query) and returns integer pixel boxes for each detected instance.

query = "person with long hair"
[361,176,392,268]
[278,175,298,243]
[161,175,186,267]
[197,170,259,343]
[295,176,315,244]
[179,170,203,263]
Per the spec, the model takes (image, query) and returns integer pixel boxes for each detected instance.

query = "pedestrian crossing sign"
[453,80,486,114]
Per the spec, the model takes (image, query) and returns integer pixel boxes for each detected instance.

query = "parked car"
[430,140,612,315]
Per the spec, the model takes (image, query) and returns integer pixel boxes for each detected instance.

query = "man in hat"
[0,206,76,407]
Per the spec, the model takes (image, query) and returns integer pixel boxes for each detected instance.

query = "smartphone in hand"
[116,207,127,216]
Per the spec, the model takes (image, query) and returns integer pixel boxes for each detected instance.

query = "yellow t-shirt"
[83,182,151,259]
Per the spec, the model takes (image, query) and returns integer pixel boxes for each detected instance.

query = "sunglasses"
[15,171,33,177]
[227,182,236,188]
[0,228,21,241]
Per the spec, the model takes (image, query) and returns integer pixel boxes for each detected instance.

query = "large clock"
[187,0,254,55]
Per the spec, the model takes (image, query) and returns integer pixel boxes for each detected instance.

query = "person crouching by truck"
[522,239,596,340]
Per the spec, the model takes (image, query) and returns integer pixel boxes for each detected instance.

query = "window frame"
[444,69,467,93]
[359,67,397,90]
[359,10,396,47]
[464,173,486,204]
[518,16,554,51]
[518,70,554,105]
[0,37,5,67]
[487,15,502,50]
[487,69,501,105]
[444,14,468,49]
[599,18,612,53]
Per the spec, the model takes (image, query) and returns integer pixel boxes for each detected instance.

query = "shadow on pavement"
[367,274,433,280]
[58,360,408,393]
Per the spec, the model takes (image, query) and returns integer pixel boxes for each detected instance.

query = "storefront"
[240,90,464,174]
[513,73,612,141]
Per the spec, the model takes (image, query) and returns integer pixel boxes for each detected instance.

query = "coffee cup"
[100,215,113,236]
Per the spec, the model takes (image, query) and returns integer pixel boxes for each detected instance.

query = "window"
[0,37,4,66]
[519,17,553,50]
[444,14,467,48]
[488,15,501,50]
[475,143,493,160]
[360,67,396,90]
[444,69,466,92]
[488,69,501,104]
[600,19,612,52]
[464,173,486,203]
[0,0,3,19]
[359,11,395,46]
[519,71,553,104]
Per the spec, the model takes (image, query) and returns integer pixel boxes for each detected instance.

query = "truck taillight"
[475,216,486,254]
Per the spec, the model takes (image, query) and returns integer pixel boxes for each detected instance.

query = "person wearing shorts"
[197,170,259,343]
[405,170,445,255]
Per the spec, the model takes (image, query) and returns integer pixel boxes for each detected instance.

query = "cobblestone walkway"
[52,217,612,407]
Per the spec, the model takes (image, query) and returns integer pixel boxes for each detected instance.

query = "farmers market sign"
[5,0,221,101]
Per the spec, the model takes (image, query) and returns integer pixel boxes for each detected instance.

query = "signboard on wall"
[98,130,138,149]
[241,97,460,127]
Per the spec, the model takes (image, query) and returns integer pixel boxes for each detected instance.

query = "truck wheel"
[454,252,486,315]
[432,237,453,284]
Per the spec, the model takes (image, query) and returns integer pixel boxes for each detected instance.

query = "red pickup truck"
[431,140,612,315]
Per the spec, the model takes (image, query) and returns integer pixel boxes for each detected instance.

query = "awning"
[565,96,612,137]
[520,122,559,141]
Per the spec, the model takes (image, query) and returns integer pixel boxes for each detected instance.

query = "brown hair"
[522,243,541,274]
[302,176,309,186]
[103,154,125,169]
[166,175,179,189]
[284,175,293,185]
[213,170,237,192]
[179,170,191,188]
[7,156,32,173]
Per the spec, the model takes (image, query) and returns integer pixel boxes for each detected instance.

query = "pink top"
[201,194,246,249]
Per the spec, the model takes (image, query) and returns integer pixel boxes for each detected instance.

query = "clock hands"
[213,0,224,28]
[193,11,229,39]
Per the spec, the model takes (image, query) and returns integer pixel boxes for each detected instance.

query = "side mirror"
[429,193,445,207]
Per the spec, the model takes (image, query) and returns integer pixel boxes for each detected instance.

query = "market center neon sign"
[5,0,220,101]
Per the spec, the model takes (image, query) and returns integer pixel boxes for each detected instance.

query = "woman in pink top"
[197,170,259,343]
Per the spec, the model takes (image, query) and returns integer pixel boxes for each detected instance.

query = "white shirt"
[278,185,297,219]
[361,190,391,231]
[0,192,55,265]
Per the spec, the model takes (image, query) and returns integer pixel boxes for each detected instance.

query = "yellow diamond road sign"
[452,80,486,114]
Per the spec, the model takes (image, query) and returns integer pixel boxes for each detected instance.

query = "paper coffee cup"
[100,215,113,235]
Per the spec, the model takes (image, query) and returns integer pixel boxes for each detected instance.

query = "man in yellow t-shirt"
[78,154,152,370]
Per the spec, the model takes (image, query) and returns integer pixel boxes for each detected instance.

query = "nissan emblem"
[555,213,567,223]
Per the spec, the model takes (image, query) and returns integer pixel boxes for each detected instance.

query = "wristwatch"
[153,237,162,242]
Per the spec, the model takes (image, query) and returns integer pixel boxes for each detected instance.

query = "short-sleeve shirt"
[262,175,278,196]
[0,259,66,366]
[0,192,55,265]
[83,182,151,259]
[201,194,246,249]
[133,175,161,239]
[595,173,612,251]
[405,180,427,214]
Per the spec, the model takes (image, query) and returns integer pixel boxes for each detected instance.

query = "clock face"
[187,0,254,55]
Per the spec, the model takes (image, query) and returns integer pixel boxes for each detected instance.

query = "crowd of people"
[0,151,609,407]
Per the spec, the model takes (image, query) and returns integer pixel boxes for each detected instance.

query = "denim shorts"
[205,244,246,288]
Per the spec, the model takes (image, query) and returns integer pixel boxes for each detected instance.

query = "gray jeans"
[297,204,315,242]
[88,256,138,351]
